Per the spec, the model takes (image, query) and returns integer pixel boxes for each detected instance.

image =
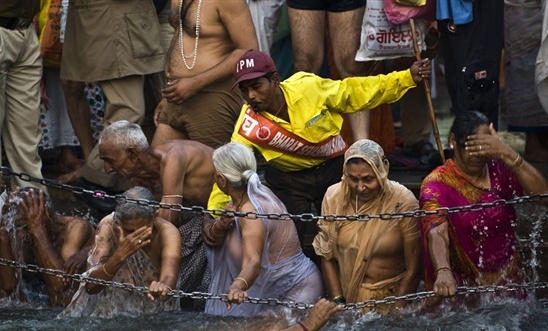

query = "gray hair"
[99,120,149,152]
[114,186,155,225]
[212,143,256,189]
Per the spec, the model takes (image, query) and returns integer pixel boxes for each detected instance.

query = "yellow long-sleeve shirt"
[208,69,416,210]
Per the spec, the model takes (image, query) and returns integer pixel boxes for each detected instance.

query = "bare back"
[152,139,215,207]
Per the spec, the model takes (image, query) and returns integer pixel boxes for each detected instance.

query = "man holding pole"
[206,50,430,254]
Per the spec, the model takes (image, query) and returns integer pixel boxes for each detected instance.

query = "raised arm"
[87,217,152,294]
[325,58,430,113]
[466,123,548,201]
[20,190,80,305]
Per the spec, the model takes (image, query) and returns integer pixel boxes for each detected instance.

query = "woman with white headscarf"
[313,139,421,314]
[203,142,323,317]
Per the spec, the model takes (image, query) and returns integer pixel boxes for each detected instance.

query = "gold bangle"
[517,155,525,168]
[102,263,114,278]
[436,266,452,275]
[234,276,249,290]
[511,153,521,166]
[331,295,343,301]
[162,194,184,199]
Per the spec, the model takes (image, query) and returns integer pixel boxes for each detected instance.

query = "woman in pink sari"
[420,111,548,298]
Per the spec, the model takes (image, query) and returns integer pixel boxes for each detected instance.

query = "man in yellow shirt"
[207,50,430,250]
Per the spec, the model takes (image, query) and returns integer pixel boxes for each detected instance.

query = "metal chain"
[2,257,548,311]
[2,166,547,222]
[338,282,548,311]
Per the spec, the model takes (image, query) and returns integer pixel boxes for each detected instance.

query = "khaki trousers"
[81,75,145,190]
[0,26,46,191]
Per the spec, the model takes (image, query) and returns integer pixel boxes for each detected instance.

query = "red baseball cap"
[233,50,277,86]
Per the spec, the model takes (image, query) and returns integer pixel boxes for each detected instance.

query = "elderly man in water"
[60,186,181,317]
[0,187,94,305]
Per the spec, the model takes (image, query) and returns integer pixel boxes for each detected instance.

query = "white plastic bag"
[355,0,427,61]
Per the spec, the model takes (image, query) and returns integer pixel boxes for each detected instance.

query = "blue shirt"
[436,0,474,25]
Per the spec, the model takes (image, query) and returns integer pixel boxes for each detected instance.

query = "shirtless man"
[152,0,259,148]
[0,187,94,305]
[98,120,215,310]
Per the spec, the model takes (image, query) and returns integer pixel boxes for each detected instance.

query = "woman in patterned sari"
[420,111,548,298]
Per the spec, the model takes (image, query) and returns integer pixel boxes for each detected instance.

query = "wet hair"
[344,139,388,170]
[16,187,54,211]
[212,143,256,189]
[450,111,489,147]
[114,186,155,225]
[99,120,149,152]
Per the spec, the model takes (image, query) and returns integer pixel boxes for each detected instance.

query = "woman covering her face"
[419,111,548,299]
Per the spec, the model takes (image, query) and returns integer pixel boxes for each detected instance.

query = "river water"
[1,182,547,330]
[1,296,548,331]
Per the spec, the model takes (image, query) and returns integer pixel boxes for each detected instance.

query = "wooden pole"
[409,19,445,163]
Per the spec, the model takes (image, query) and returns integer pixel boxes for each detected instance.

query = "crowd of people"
[1,0,548,330]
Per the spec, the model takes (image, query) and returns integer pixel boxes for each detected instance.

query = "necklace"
[255,99,287,135]
[273,100,286,119]
[178,0,203,70]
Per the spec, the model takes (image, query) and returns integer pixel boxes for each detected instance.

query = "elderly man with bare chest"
[98,120,216,310]
[152,0,259,149]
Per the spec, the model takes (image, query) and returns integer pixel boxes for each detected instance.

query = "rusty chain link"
[2,166,547,222]
[2,257,548,311]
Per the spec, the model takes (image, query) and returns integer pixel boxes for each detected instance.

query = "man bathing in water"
[0,187,94,305]
[153,0,259,148]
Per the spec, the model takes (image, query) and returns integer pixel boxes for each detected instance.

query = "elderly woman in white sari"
[313,139,421,314]
[203,142,323,317]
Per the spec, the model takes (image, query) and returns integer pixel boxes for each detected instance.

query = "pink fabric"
[384,0,435,25]
[419,159,524,290]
